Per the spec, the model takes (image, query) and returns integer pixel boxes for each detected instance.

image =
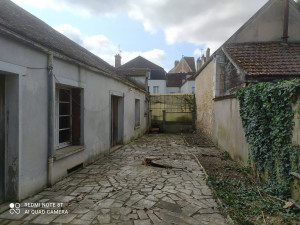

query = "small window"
[153,86,159,94]
[56,86,82,149]
[192,87,195,93]
[135,99,140,127]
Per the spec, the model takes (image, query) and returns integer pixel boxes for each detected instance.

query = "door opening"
[110,95,124,148]
[0,75,5,203]
[111,95,118,147]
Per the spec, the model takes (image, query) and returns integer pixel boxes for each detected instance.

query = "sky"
[12,0,269,71]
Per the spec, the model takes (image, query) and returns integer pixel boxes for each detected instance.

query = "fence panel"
[150,94,195,132]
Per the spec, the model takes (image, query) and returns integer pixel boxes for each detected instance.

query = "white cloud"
[194,41,222,59]
[14,0,269,49]
[52,24,165,68]
[193,49,203,58]
[122,49,165,66]
[12,0,90,15]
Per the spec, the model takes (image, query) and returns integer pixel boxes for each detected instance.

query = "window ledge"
[54,145,85,161]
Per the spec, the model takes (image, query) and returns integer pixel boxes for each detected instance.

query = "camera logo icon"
[9,203,20,214]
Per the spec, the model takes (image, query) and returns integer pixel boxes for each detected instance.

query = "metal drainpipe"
[282,0,289,43]
[47,54,54,187]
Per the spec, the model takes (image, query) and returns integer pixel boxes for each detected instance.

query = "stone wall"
[195,59,215,136]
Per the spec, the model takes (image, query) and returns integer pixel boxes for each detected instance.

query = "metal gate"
[150,94,195,133]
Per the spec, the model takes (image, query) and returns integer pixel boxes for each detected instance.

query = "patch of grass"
[220,151,232,161]
[208,170,300,225]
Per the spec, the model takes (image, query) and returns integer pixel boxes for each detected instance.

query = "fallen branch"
[290,172,300,180]
[261,190,287,203]
[288,199,300,210]
[260,190,300,210]
[142,157,161,166]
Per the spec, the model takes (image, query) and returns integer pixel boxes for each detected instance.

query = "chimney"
[206,48,210,61]
[196,57,201,71]
[201,54,205,66]
[174,60,179,68]
[115,54,121,68]
[282,0,289,43]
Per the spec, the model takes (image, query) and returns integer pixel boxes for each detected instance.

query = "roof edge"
[0,26,146,93]
[221,46,247,76]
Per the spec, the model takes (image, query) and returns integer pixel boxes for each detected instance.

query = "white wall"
[213,98,249,164]
[0,35,148,200]
[181,80,195,93]
[228,0,300,44]
[148,80,166,94]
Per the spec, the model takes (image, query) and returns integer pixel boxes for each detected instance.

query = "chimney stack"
[196,57,201,71]
[206,48,210,61]
[201,54,205,66]
[115,54,121,68]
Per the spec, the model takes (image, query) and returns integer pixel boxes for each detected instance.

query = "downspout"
[47,54,54,187]
[282,0,289,43]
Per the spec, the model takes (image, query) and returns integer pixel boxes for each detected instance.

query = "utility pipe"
[47,54,54,187]
[282,0,289,43]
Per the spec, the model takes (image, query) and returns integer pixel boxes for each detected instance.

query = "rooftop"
[119,56,164,71]
[224,42,300,76]
[166,73,192,87]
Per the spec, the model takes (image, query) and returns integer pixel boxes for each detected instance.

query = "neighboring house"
[166,73,186,93]
[181,77,195,94]
[166,72,195,94]
[116,56,167,94]
[194,0,300,163]
[167,56,199,93]
[169,56,196,73]
[0,1,148,202]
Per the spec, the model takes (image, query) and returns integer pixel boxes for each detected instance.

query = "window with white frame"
[153,86,159,94]
[56,86,82,149]
[135,99,140,127]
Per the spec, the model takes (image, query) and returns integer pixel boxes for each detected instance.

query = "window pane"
[59,102,70,115]
[59,89,70,102]
[59,116,70,129]
[59,129,71,143]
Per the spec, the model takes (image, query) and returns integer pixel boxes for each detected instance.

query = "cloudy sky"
[12,0,269,71]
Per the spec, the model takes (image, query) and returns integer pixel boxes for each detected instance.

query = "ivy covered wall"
[236,80,300,198]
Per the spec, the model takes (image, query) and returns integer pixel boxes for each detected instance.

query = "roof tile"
[225,42,300,76]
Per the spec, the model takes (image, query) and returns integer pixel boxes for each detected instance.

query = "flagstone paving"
[0,134,227,225]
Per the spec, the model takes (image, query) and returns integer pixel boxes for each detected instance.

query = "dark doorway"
[111,96,119,147]
[110,95,124,148]
[0,75,5,203]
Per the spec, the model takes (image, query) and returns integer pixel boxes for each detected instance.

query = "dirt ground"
[183,130,215,147]
[183,132,300,225]
[183,131,249,182]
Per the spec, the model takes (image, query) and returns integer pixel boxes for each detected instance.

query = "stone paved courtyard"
[0,134,227,225]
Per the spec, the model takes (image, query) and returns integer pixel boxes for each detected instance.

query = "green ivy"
[236,80,300,198]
